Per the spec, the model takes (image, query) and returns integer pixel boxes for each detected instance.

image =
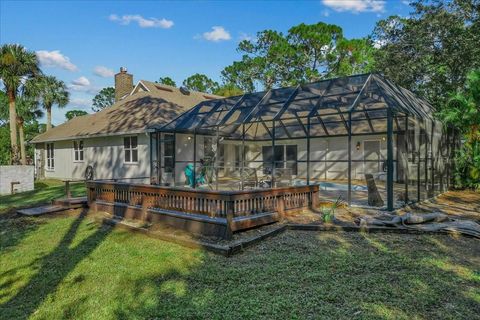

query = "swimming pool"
[317,181,367,192]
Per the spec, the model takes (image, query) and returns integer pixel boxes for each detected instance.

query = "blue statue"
[184,162,207,187]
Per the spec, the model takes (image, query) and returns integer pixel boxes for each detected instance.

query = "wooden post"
[311,187,319,208]
[224,199,234,240]
[141,195,153,222]
[65,180,71,198]
[278,197,285,221]
[87,184,97,211]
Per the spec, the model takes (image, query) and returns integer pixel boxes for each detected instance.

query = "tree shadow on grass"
[109,231,480,320]
[0,183,86,215]
[0,209,113,320]
[0,216,43,256]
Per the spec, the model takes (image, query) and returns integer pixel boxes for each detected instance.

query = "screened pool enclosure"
[149,73,458,210]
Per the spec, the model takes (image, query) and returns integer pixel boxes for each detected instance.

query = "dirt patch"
[284,190,480,226]
[401,190,480,222]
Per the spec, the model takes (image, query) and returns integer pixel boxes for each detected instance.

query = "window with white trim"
[73,140,84,161]
[262,145,297,175]
[46,143,54,170]
[124,136,138,163]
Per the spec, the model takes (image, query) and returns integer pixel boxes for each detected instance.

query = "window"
[262,145,297,174]
[46,143,54,170]
[163,134,174,173]
[73,140,84,161]
[286,145,298,175]
[124,136,138,163]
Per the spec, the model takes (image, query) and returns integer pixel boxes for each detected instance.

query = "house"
[80,72,458,237]
[33,72,456,210]
[31,68,221,182]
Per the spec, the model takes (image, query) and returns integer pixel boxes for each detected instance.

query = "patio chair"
[274,168,293,187]
[241,168,258,190]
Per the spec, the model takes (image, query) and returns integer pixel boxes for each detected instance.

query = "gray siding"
[36,134,150,182]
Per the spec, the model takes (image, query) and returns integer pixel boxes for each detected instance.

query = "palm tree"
[27,75,69,130]
[30,75,69,130]
[0,44,40,164]
[16,96,43,164]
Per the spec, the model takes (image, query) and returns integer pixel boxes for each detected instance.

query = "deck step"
[53,196,88,208]
[17,205,68,216]
[17,197,88,216]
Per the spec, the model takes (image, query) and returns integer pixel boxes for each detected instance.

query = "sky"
[0,0,413,125]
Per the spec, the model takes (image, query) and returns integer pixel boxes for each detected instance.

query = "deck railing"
[86,181,319,238]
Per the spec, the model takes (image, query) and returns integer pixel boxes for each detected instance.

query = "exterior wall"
[171,133,398,186]
[36,131,397,186]
[36,133,150,183]
[0,165,34,195]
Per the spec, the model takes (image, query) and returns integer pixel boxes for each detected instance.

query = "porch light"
[187,136,192,140]
[356,141,361,151]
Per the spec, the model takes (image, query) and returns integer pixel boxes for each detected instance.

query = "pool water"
[317,181,367,192]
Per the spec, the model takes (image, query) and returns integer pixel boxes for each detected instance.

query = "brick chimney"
[114,67,133,102]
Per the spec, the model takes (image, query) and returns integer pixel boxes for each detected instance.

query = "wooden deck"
[86,181,319,239]
[17,197,88,216]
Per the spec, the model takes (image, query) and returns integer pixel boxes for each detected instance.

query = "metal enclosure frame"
[150,73,457,211]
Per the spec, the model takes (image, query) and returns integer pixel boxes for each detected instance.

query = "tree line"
[1,0,479,187]
[0,45,69,165]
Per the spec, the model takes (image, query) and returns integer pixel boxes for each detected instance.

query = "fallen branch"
[356,212,480,238]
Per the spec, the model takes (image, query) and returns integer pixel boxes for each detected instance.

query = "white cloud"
[109,14,174,28]
[36,50,78,71]
[69,76,99,94]
[203,26,231,42]
[93,66,115,78]
[71,76,90,87]
[321,9,330,17]
[70,97,91,107]
[322,0,385,13]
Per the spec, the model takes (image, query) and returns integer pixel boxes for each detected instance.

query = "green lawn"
[0,179,86,214]
[0,211,478,319]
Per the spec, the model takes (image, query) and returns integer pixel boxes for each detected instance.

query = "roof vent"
[179,86,190,95]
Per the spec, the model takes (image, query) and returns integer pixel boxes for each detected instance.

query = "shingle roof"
[31,81,222,143]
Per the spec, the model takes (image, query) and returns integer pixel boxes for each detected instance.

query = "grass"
[0,210,479,319]
[0,179,86,214]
